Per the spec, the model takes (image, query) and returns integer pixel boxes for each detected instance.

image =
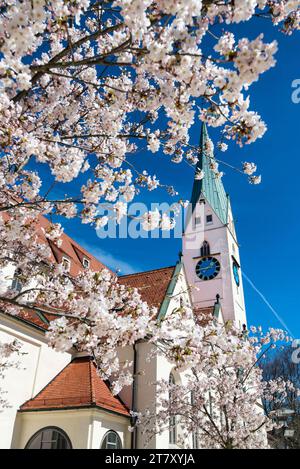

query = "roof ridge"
[47,238,86,267]
[19,356,130,416]
[119,265,175,278]
[71,242,91,260]
[38,214,110,271]
[99,378,131,414]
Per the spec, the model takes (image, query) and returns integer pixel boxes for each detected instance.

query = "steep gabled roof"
[19,356,129,416]
[36,215,108,276]
[1,212,110,331]
[1,210,108,276]
[188,122,229,226]
[119,265,176,311]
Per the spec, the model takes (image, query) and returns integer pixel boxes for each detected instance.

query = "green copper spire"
[188,122,229,226]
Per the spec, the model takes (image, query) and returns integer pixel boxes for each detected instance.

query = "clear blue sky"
[43,19,300,338]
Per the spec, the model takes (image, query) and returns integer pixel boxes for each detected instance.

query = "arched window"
[101,431,122,449]
[25,427,72,449]
[169,372,177,445]
[201,241,210,257]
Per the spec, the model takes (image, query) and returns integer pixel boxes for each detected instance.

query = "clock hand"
[200,263,215,272]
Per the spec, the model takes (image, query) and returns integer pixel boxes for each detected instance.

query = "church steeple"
[182,122,247,327]
[189,122,229,226]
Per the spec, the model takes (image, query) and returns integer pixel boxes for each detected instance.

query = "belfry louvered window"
[201,241,210,257]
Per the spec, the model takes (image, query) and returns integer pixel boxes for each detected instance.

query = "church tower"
[182,123,247,327]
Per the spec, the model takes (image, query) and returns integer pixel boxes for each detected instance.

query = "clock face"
[233,262,240,286]
[195,256,220,280]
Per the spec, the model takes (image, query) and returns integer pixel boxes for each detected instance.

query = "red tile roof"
[1,211,112,330]
[9,265,176,332]
[2,210,108,276]
[119,266,175,310]
[19,356,129,416]
[3,209,178,330]
[34,215,108,276]
[15,310,57,331]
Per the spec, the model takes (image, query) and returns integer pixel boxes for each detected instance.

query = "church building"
[0,124,247,449]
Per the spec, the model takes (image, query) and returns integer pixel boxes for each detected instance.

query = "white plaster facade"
[117,263,193,449]
[0,314,71,449]
[12,408,130,449]
[0,313,131,449]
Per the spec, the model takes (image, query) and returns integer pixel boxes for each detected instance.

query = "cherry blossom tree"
[0,206,157,390]
[0,1,300,389]
[0,1,299,226]
[260,345,300,448]
[137,309,297,449]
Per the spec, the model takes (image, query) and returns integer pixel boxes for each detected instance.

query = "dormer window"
[62,257,71,272]
[206,214,213,224]
[82,258,90,269]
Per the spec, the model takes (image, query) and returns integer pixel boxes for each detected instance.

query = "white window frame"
[62,256,71,272]
[25,427,72,449]
[11,268,23,293]
[101,431,122,449]
[206,214,213,225]
[82,258,90,269]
